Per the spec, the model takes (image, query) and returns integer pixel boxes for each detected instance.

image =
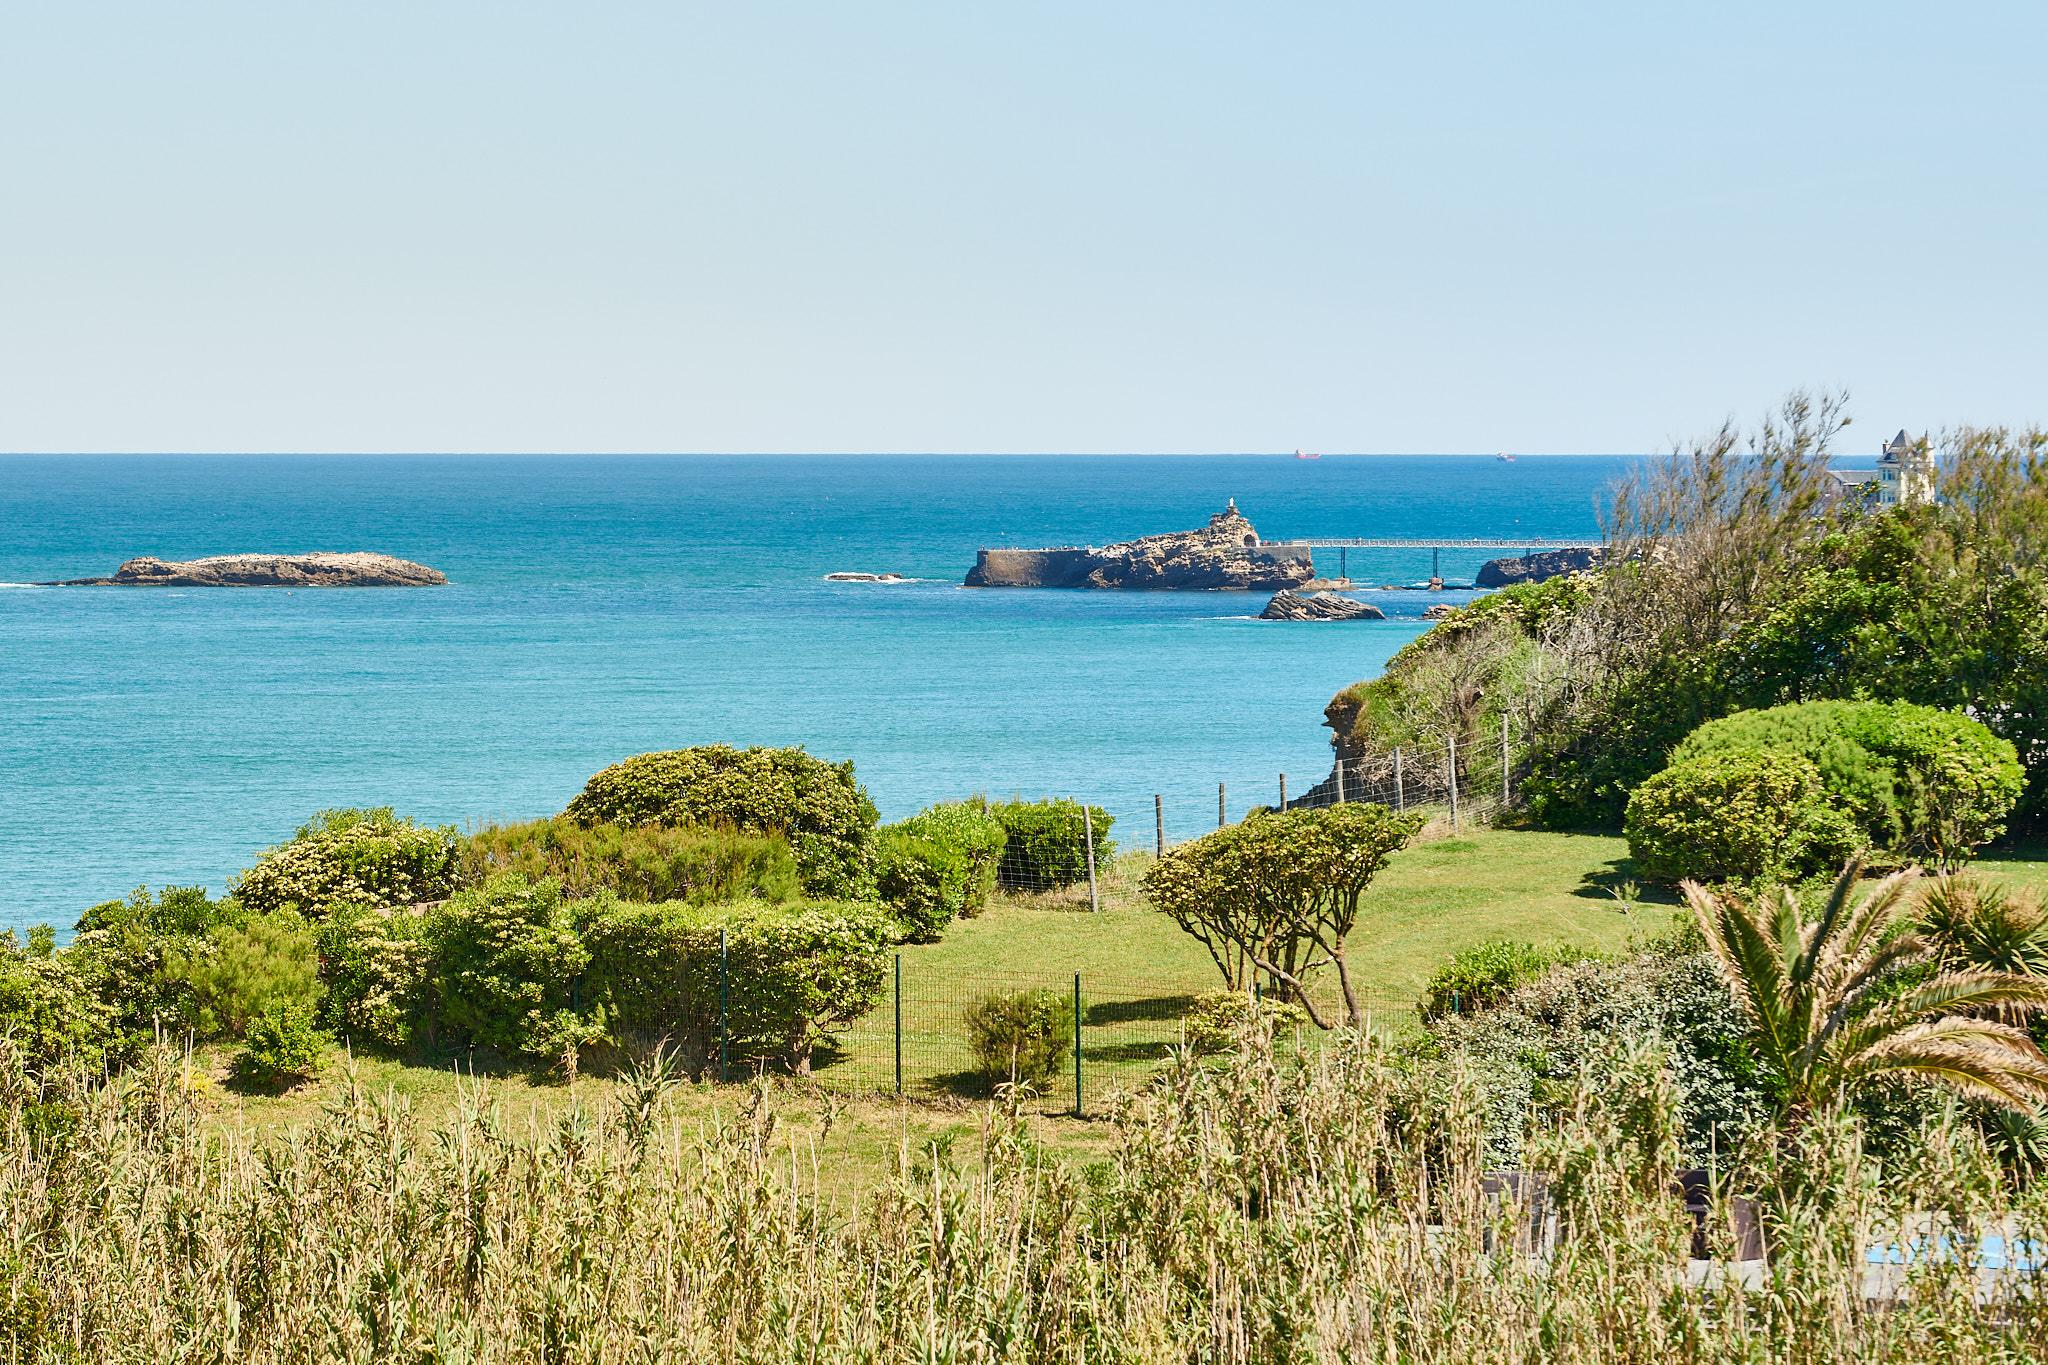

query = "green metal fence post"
[717,928,729,1083]
[1073,973,1083,1119]
[894,953,903,1095]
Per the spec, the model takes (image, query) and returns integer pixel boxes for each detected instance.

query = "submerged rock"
[1475,546,1605,587]
[1259,590,1385,621]
[822,572,909,583]
[52,552,446,587]
[965,500,1313,591]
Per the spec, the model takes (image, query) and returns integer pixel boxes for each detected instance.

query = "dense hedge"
[873,802,1007,941]
[577,896,894,1073]
[0,933,112,1077]
[459,818,801,905]
[565,746,878,898]
[896,802,1005,913]
[1624,748,1860,885]
[1671,699,2023,866]
[984,799,1113,891]
[312,879,895,1073]
[235,809,462,916]
[419,875,591,1060]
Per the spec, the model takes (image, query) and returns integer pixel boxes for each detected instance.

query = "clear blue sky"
[2,2,2041,454]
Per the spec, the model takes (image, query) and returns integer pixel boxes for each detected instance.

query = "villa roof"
[1830,469,1883,485]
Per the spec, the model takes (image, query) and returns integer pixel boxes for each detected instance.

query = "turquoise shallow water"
[0,454,1633,933]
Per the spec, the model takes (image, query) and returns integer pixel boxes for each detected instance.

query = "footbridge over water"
[1257,536,1605,579]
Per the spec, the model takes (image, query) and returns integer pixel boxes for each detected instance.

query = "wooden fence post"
[1448,735,1460,831]
[893,953,903,1095]
[1218,783,1226,829]
[1335,759,1346,805]
[1154,794,1164,858]
[1394,748,1404,811]
[1279,773,1288,809]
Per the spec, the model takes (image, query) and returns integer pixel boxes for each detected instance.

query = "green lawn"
[807,828,1678,1108]
[1982,838,2048,896]
[202,826,2048,1176]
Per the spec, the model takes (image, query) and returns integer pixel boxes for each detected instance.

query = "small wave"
[821,573,925,584]
[0,583,46,589]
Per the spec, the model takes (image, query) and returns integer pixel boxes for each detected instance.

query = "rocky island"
[49,552,446,588]
[1259,590,1385,621]
[964,501,1312,591]
[1474,546,1605,587]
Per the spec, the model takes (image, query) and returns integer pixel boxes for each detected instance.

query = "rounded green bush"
[1181,991,1309,1056]
[420,874,590,1060]
[235,809,461,917]
[576,896,894,1074]
[1671,700,2023,865]
[872,828,970,942]
[965,988,1074,1088]
[896,801,1005,915]
[234,999,328,1087]
[564,746,877,899]
[1418,940,1592,1021]
[1624,749,1861,885]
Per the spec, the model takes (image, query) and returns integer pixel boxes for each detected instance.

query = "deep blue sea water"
[0,454,1634,934]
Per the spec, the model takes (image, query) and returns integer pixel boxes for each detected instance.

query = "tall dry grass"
[5,1030,2046,1362]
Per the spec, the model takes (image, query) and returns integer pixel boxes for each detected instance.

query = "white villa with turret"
[1827,429,1936,507]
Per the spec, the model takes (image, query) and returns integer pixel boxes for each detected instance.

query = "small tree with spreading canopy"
[1144,803,1422,1029]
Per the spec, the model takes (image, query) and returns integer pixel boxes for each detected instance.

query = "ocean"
[0,454,1634,935]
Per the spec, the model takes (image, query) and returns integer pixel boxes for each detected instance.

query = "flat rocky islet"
[965,501,1590,592]
[964,500,1313,590]
[48,552,446,587]
[1259,589,1386,621]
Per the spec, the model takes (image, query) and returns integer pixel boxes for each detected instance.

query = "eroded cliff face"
[965,502,1313,590]
[53,553,446,587]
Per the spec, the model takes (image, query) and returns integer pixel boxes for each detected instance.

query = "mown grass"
[206,828,2048,1176]
[211,828,1676,1158]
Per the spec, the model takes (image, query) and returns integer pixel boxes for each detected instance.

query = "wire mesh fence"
[976,720,1524,901]
[800,964,1416,1116]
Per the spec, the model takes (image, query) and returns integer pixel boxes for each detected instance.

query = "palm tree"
[1686,862,2048,1129]
[1918,875,2048,978]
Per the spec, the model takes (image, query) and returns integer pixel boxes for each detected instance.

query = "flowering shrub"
[235,808,461,916]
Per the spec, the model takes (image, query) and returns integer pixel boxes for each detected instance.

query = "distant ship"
[1496,452,1516,463]
[1294,449,1321,460]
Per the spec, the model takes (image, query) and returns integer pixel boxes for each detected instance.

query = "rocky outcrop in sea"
[1259,590,1386,621]
[1474,546,1605,587]
[51,553,446,587]
[964,501,1313,591]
